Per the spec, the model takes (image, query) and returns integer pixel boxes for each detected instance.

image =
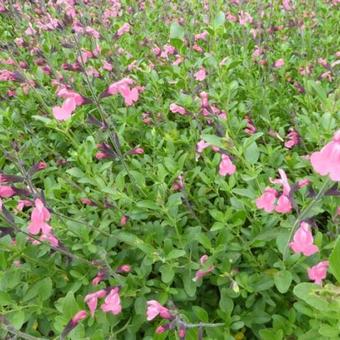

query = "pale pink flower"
[16,199,32,212]
[310,130,340,181]
[282,0,293,11]
[172,175,184,191]
[170,103,186,115]
[244,115,256,134]
[146,300,172,321]
[239,11,253,25]
[199,91,209,107]
[289,222,319,256]
[117,264,131,273]
[40,232,59,247]
[129,147,144,155]
[106,78,140,106]
[297,179,310,188]
[193,44,203,53]
[226,12,237,22]
[84,289,107,317]
[172,55,183,66]
[52,97,76,121]
[284,128,300,149]
[194,67,206,81]
[308,261,329,285]
[275,195,292,213]
[120,215,128,225]
[193,266,214,281]
[200,255,209,265]
[91,271,107,285]
[274,59,285,68]
[28,199,51,235]
[194,31,208,41]
[71,310,87,325]
[117,23,130,37]
[103,61,113,71]
[0,186,15,198]
[156,325,166,334]
[85,26,100,39]
[256,187,278,212]
[219,154,236,176]
[196,140,210,153]
[101,287,122,315]
[270,169,291,196]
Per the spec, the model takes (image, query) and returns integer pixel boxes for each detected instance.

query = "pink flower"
[282,0,293,11]
[193,44,203,53]
[169,103,186,115]
[40,232,59,247]
[129,147,144,155]
[200,254,209,265]
[16,199,32,212]
[0,186,15,198]
[193,266,214,281]
[28,199,51,235]
[274,59,285,68]
[194,68,206,81]
[219,154,236,176]
[270,169,291,196]
[172,175,184,191]
[120,215,128,225]
[310,130,340,181]
[289,222,319,256]
[91,271,107,285]
[297,179,310,188]
[105,78,140,106]
[194,31,208,41]
[146,300,172,321]
[239,11,253,25]
[199,91,209,108]
[71,310,87,326]
[244,115,256,134]
[308,261,329,285]
[117,264,131,273]
[284,128,300,149]
[84,289,107,317]
[196,140,210,153]
[256,187,278,212]
[101,287,122,315]
[52,97,77,121]
[275,194,292,213]
[117,23,130,37]
[156,325,166,334]
[103,61,113,71]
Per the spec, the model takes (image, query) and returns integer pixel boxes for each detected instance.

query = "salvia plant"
[0,0,339,339]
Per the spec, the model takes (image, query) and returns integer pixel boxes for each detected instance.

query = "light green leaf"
[274,270,292,293]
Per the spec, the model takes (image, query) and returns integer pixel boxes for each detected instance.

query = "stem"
[283,178,332,259]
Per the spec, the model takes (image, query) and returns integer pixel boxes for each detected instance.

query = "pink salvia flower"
[117,264,131,273]
[297,179,310,188]
[282,0,293,11]
[244,115,257,135]
[196,140,210,153]
[193,266,214,281]
[194,31,208,41]
[0,186,15,198]
[129,147,144,155]
[120,215,128,225]
[256,187,278,213]
[289,222,319,256]
[219,154,236,176]
[146,300,172,321]
[239,11,253,25]
[274,59,285,68]
[116,23,130,37]
[71,310,87,326]
[84,290,107,317]
[200,254,209,265]
[53,97,76,121]
[194,67,206,81]
[270,169,291,196]
[275,194,292,213]
[284,128,300,149]
[308,261,329,285]
[16,199,32,212]
[101,287,122,315]
[310,130,340,181]
[170,103,186,115]
[28,199,51,235]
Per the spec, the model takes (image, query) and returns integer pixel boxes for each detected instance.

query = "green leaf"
[0,292,13,306]
[170,22,185,40]
[219,288,234,314]
[159,264,175,283]
[213,11,225,28]
[136,200,159,210]
[166,249,186,260]
[329,236,340,282]
[24,277,52,302]
[244,141,259,164]
[202,134,225,148]
[274,270,292,293]
[7,310,25,330]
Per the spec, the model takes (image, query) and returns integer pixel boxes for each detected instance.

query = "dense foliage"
[0,1,339,339]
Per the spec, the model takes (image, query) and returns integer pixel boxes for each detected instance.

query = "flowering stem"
[284,178,332,259]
